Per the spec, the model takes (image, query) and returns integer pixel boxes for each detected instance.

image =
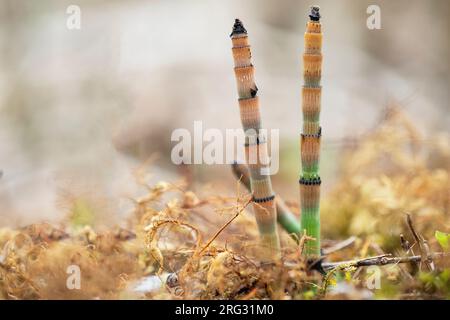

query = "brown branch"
[322,252,449,272]
[405,212,434,271]
[422,240,436,271]
[406,213,422,251]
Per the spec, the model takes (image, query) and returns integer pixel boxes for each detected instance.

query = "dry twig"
[198,197,252,255]
[405,213,435,271]
[322,252,448,272]
[322,236,357,255]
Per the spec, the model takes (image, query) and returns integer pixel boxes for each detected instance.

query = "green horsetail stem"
[230,19,281,261]
[300,6,323,257]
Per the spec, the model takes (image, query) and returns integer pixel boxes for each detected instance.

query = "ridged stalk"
[231,162,301,236]
[230,19,281,261]
[300,6,323,257]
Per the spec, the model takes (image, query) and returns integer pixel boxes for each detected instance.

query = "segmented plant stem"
[231,162,301,236]
[230,19,280,261]
[300,6,323,256]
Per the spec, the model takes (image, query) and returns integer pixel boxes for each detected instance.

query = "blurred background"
[0,0,448,227]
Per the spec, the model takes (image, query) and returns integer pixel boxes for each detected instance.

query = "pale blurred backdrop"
[0,0,448,226]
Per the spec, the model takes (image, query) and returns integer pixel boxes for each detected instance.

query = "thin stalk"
[300,6,323,257]
[230,19,280,261]
[231,162,301,236]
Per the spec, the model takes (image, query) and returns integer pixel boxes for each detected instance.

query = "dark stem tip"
[309,5,321,21]
[230,18,247,37]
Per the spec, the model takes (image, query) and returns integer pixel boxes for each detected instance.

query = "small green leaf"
[435,231,450,251]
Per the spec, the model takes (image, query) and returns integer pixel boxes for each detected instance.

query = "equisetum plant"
[230,19,281,261]
[299,6,323,257]
[231,162,301,236]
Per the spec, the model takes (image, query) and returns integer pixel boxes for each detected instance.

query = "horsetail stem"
[300,6,323,256]
[230,19,281,261]
[231,162,301,236]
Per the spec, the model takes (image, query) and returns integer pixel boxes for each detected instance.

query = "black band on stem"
[253,194,275,203]
[299,176,322,185]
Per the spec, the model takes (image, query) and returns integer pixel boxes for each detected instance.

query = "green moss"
[70,198,96,228]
